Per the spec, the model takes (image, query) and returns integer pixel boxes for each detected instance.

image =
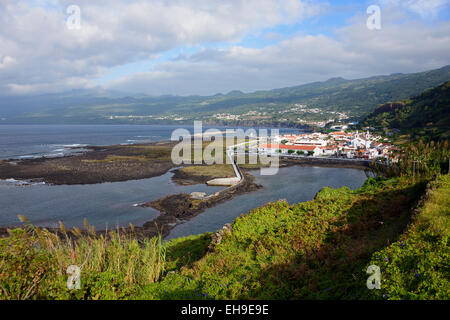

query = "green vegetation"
[2,119,449,299]
[2,169,448,299]
[4,65,450,126]
[0,219,166,300]
[134,176,425,300]
[1,80,449,299]
[366,174,450,300]
[362,81,450,142]
[177,164,235,179]
[371,140,450,178]
[129,145,174,161]
[83,145,174,163]
[82,155,150,163]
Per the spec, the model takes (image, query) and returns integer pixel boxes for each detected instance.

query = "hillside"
[1,65,450,126]
[361,81,450,141]
[367,174,450,300]
[3,173,449,300]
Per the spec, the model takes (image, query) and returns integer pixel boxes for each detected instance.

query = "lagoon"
[166,165,367,239]
[0,124,367,237]
[0,165,367,237]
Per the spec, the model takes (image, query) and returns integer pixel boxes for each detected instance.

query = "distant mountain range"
[1,65,450,125]
[361,80,450,141]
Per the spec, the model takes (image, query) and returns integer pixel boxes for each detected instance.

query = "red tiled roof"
[260,144,317,151]
[319,146,337,150]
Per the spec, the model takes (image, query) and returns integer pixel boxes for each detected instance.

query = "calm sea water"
[166,166,367,239]
[0,124,301,160]
[0,165,367,234]
[0,169,223,229]
[0,125,367,236]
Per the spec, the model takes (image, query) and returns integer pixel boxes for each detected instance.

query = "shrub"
[0,220,166,300]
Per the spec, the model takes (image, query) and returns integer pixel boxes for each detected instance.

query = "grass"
[0,175,447,300]
[82,155,150,163]
[178,164,235,178]
[366,174,450,300]
[0,221,166,300]
[129,145,174,161]
[79,145,175,164]
[132,176,428,300]
[165,234,212,272]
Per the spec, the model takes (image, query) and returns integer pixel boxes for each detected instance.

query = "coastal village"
[258,130,396,160]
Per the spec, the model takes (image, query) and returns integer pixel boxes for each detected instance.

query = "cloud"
[105,12,450,95]
[0,56,16,69]
[0,0,321,95]
[0,1,449,96]
[378,0,450,17]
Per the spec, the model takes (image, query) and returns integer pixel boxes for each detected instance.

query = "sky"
[0,0,449,96]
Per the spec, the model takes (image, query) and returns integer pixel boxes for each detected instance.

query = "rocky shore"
[170,167,215,185]
[0,141,372,241]
[138,171,262,238]
[0,142,178,185]
[0,168,262,239]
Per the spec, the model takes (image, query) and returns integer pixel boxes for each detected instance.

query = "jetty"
[206,146,243,186]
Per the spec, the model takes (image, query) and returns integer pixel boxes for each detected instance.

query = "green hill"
[2,65,450,125]
[361,81,450,142]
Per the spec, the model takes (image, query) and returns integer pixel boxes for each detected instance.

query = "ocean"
[0,124,367,238]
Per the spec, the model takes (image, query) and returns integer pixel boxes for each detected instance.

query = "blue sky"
[1,0,450,95]
[97,0,450,89]
[97,1,369,84]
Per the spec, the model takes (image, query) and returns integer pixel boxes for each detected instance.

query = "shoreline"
[139,171,262,239]
[0,170,262,239]
[0,140,372,239]
[278,156,371,170]
[0,141,178,185]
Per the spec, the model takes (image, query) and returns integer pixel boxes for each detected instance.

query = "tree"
[288,149,295,154]
[296,150,304,155]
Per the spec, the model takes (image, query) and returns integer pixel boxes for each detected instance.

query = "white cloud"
[0,1,449,96]
[0,56,16,69]
[379,0,449,17]
[0,0,322,94]
[105,14,450,95]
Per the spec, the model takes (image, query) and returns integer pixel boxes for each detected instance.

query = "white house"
[341,147,357,158]
[351,137,371,149]
[258,144,322,156]
[293,138,327,146]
